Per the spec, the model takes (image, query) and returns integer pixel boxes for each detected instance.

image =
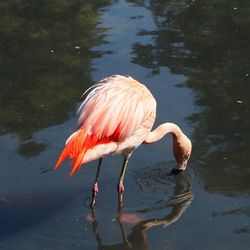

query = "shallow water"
[0,1,249,249]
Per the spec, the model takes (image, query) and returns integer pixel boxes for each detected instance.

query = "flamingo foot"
[118,182,125,194]
[91,183,99,207]
[93,183,99,194]
[117,182,125,206]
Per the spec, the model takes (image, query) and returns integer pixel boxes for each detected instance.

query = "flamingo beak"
[176,161,187,171]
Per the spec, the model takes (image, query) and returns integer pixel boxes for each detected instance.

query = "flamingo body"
[55,75,156,176]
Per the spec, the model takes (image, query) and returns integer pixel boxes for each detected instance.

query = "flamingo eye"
[184,154,190,160]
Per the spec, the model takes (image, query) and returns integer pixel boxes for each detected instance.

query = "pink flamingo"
[54,75,192,206]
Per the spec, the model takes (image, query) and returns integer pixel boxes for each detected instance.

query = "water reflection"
[212,206,250,235]
[89,170,193,249]
[0,0,112,156]
[130,0,250,196]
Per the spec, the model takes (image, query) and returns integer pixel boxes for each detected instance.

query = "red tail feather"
[54,126,98,176]
[54,124,123,176]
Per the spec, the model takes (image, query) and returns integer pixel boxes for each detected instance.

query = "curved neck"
[144,123,183,144]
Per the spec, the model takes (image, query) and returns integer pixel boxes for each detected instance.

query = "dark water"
[0,0,249,249]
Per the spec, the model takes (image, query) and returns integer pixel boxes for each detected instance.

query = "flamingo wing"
[78,75,156,142]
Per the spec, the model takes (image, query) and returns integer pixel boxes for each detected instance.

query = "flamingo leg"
[91,158,102,207]
[117,156,129,205]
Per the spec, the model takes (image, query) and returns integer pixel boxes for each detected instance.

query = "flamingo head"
[173,134,192,171]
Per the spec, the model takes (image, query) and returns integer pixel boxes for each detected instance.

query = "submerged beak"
[169,168,183,175]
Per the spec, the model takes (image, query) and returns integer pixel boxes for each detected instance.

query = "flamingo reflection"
[88,170,194,249]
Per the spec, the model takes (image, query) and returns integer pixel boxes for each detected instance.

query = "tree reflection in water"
[0,0,112,156]
[130,0,250,196]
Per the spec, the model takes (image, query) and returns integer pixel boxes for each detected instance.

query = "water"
[0,0,249,249]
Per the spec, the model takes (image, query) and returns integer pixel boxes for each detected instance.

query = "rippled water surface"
[1,1,249,249]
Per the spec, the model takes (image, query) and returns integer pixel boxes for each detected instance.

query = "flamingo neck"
[144,123,183,144]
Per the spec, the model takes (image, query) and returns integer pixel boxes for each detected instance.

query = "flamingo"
[54,75,192,207]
